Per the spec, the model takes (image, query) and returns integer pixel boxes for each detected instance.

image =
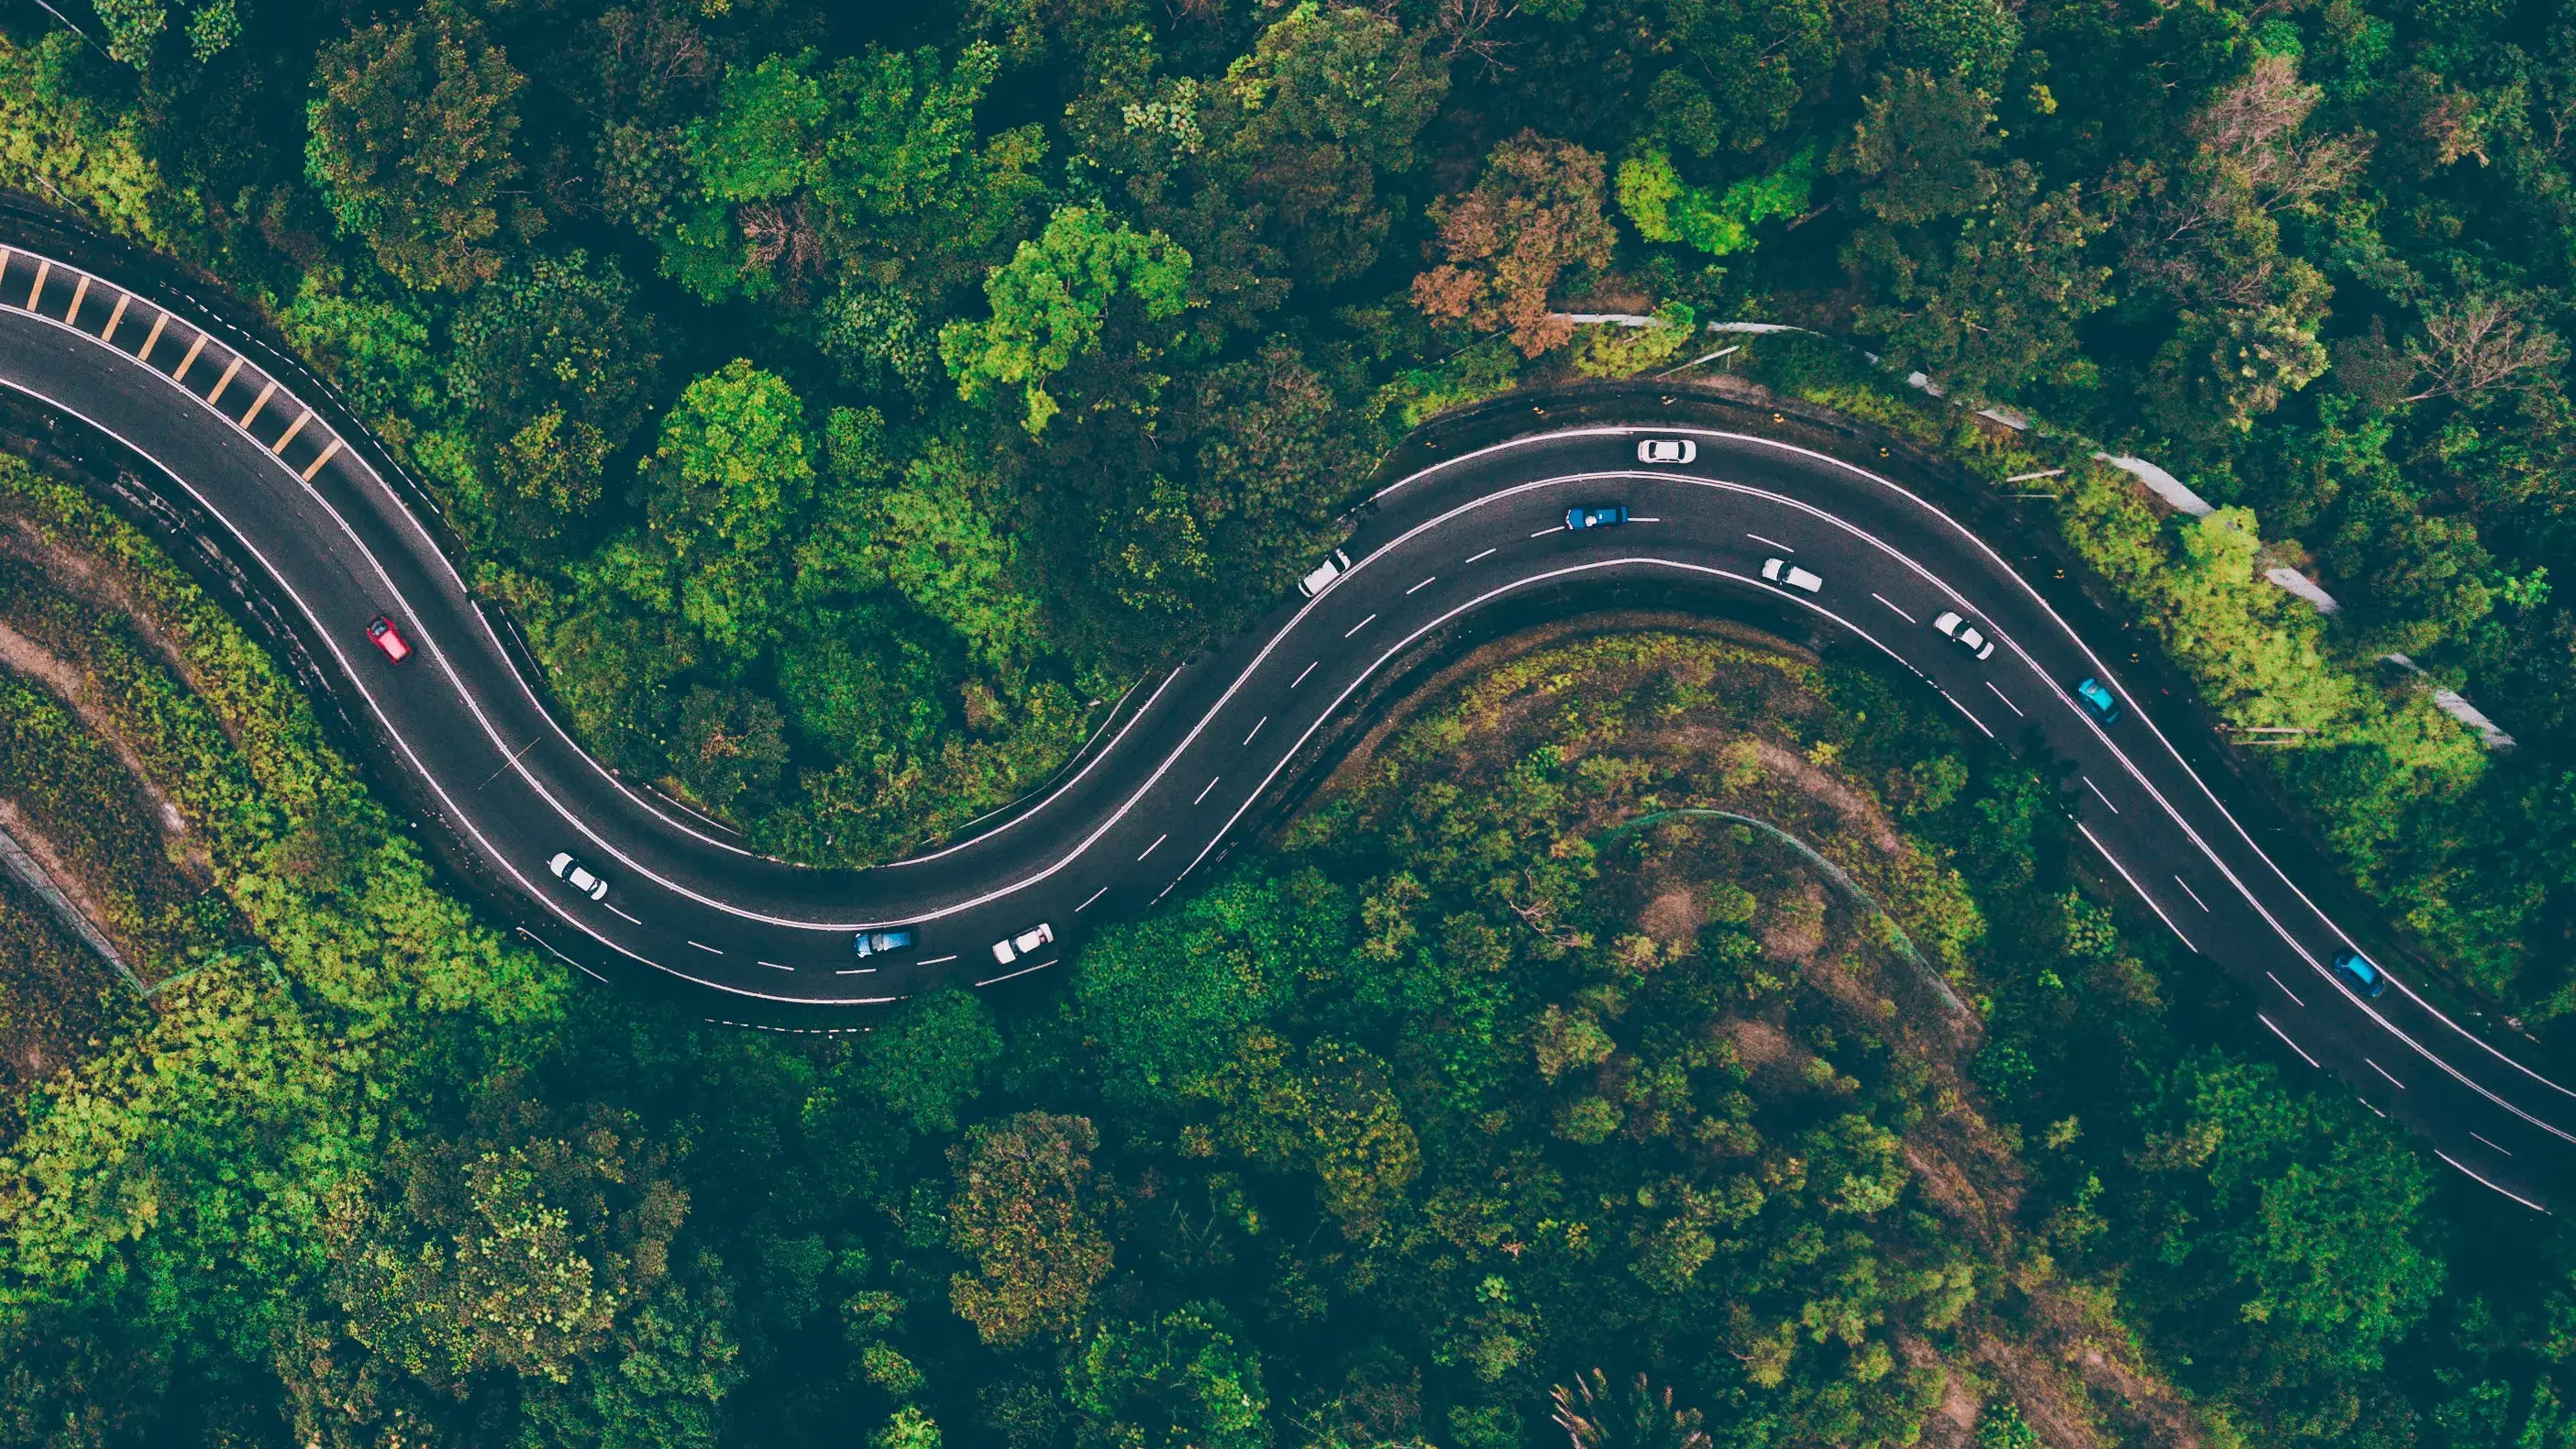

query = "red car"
[366,614,414,664]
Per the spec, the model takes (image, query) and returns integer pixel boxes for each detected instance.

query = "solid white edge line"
[976,957,1057,987]
[2260,1013,2322,1067]
[2437,1150,2550,1212]
[2076,822,2197,954]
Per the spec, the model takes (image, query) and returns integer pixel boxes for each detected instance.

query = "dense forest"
[1,0,2575,1443]
[0,0,2568,1019]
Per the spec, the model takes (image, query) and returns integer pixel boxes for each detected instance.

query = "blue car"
[2331,949,2390,998]
[1566,503,1630,530]
[2073,676,2123,724]
[855,928,915,958]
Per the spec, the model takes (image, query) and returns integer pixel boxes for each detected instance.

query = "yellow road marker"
[173,331,208,382]
[271,410,313,454]
[206,355,243,406]
[63,274,87,327]
[99,293,129,340]
[300,437,341,481]
[26,259,48,310]
[138,311,169,363]
[238,379,276,427]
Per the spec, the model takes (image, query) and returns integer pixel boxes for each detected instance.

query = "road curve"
[0,239,2566,1210]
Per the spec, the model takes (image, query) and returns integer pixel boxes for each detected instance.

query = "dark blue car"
[2331,949,2389,998]
[2073,676,2123,724]
[1566,503,1629,530]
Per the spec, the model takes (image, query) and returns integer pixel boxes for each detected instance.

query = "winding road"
[0,235,2566,1211]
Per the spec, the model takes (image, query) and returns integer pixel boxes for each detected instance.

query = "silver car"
[547,851,609,901]
[1933,610,1996,660]
[991,921,1055,965]
[1637,437,1697,464]
[1761,558,1823,594]
[1298,548,1352,598]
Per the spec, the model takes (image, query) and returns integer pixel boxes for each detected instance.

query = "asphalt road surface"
[0,240,2567,1212]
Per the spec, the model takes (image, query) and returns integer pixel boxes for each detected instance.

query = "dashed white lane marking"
[755,960,793,971]
[2077,822,2197,953]
[1078,886,1109,912]
[977,957,1056,987]
[2267,971,2305,1007]
[1243,715,1267,746]
[1138,833,1166,861]
[1937,690,1996,739]
[2261,1013,2322,1067]
[1407,575,1437,594]
[917,954,957,966]
[1630,516,1661,523]
[1530,525,1564,537]
[2437,1150,2548,1212]
[2363,1100,2388,1118]
[1291,661,1318,687]
[688,939,722,955]
[1747,532,1793,552]
[2367,1057,2407,1090]
[835,967,875,975]
[2474,1131,2512,1156]
[2176,876,2211,912]
[605,904,641,924]
[1194,776,1220,804]
[1985,680,2024,716]
[1872,592,1916,624]
[1465,547,1498,564]
[2082,776,2121,813]
[1343,613,1376,637]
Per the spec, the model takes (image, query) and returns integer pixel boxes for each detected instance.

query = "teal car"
[2331,949,2390,998]
[2073,676,2122,724]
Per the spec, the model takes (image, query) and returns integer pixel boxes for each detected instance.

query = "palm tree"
[1549,1370,1712,1449]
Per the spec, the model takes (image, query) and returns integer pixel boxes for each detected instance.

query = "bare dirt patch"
[1637,885,1701,947]
[0,622,199,870]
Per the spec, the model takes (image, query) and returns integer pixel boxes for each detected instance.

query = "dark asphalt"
[0,242,2565,1211]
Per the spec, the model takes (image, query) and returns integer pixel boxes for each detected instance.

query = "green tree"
[947,1112,1117,1346]
[636,359,816,664]
[856,985,1004,1134]
[94,0,240,67]
[670,685,789,815]
[1649,0,1839,155]
[940,205,1194,435]
[1067,1303,1271,1449]
[305,3,528,292]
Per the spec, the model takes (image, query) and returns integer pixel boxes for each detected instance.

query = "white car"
[1932,610,1996,660]
[547,851,610,901]
[1298,548,1353,599]
[1761,558,1823,594]
[1637,437,1697,465]
[991,921,1055,965]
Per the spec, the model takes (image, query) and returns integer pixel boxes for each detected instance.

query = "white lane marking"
[2260,1014,2322,1067]
[1292,661,1318,687]
[2363,1100,2387,1117]
[2438,1151,2549,1212]
[977,957,1057,987]
[1531,525,1564,536]
[2473,1131,2512,1156]
[756,959,794,971]
[1138,833,1166,861]
[2082,777,2121,814]
[2176,876,2210,912]
[2077,823,2197,954]
[2266,971,2305,1007]
[1936,690,1996,739]
[1343,613,1376,637]
[1407,575,1437,594]
[1630,516,1662,523]
[1747,532,1793,552]
[1078,886,1109,912]
[1465,547,1498,564]
[1244,715,1268,745]
[916,954,957,966]
[2367,1058,2407,1090]
[1985,680,2024,716]
[1194,776,1220,804]
[605,904,641,924]
[688,939,723,955]
[835,967,875,975]
[1872,592,1916,623]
